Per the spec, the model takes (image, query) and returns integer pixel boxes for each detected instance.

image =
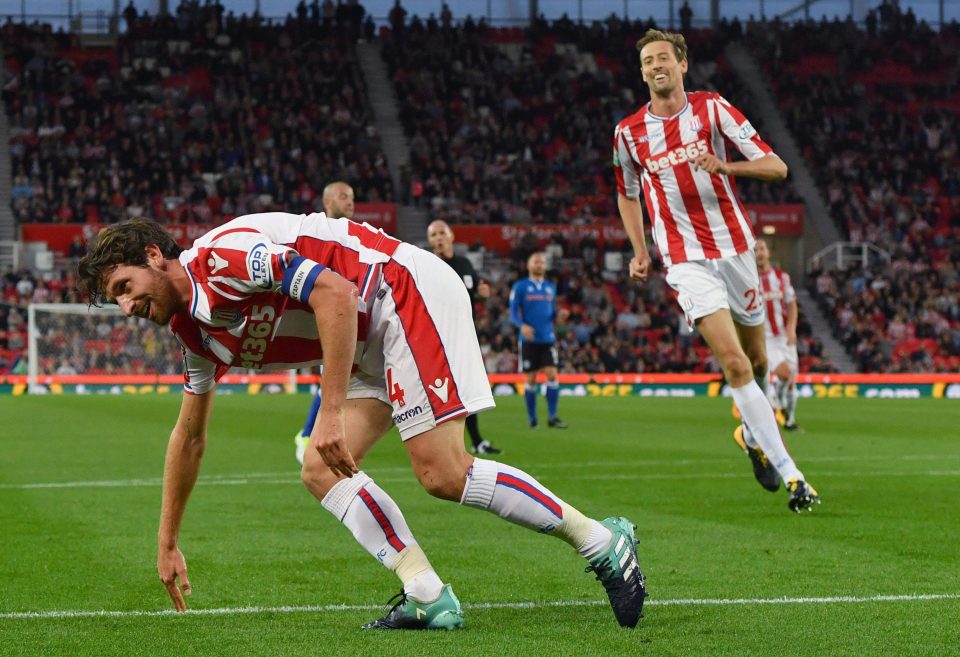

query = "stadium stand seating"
[748,10,959,372]
[379,15,799,225]
[3,2,392,228]
[14,5,959,376]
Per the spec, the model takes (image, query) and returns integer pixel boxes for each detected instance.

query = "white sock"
[784,384,797,424]
[322,472,442,600]
[397,548,444,601]
[461,458,611,558]
[741,423,760,449]
[731,382,803,482]
[770,378,784,410]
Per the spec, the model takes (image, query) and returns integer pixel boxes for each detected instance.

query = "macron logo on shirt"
[428,377,450,403]
[207,251,229,274]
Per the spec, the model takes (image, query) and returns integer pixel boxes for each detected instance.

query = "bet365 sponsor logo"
[645,139,709,173]
[239,305,276,369]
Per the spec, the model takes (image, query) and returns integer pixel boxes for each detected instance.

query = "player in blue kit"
[509,252,568,429]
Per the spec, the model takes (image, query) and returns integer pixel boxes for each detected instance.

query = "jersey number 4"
[387,368,406,408]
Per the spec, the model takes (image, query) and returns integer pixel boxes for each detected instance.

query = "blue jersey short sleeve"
[509,278,556,344]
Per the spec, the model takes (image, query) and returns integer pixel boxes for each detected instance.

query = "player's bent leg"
[696,310,754,386]
[698,312,784,490]
[300,398,393,498]
[406,420,645,627]
[302,399,454,629]
[735,322,770,392]
[404,418,474,500]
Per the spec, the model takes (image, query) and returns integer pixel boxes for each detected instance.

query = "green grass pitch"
[1,394,958,656]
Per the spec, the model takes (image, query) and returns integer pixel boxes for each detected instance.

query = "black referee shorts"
[518,342,558,372]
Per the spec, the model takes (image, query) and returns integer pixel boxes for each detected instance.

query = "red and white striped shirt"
[613,91,774,267]
[171,212,400,394]
[759,266,796,338]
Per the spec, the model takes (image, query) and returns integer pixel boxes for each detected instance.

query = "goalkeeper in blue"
[294,181,355,464]
[509,252,568,429]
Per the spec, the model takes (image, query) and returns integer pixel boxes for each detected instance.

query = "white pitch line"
[5,468,960,491]
[2,593,958,621]
[4,453,958,490]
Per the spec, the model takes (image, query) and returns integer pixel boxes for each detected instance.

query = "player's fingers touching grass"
[158,547,191,612]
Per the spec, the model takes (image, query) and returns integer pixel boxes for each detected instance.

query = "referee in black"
[426,220,502,455]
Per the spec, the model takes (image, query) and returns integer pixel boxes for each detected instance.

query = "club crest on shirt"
[247,243,273,289]
[689,116,703,132]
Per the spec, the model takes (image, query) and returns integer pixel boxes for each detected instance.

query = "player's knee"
[721,351,753,384]
[773,362,791,381]
[415,466,465,501]
[412,451,471,501]
[300,461,336,498]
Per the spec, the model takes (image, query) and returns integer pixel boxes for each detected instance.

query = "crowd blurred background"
[1,0,957,377]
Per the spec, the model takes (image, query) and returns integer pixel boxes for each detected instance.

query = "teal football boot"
[362,584,464,630]
[585,516,647,628]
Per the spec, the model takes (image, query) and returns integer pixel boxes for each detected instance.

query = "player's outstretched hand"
[158,546,191,612]
[629,251,652,282]
[315,420,358,479]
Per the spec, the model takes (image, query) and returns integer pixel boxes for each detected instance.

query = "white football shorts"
[766,335,799,374]
[665,249,766,327]
[349,243,495,440]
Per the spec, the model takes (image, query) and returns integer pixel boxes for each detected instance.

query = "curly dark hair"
[76,218,183,306]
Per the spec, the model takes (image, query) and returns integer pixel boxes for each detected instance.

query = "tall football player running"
[613,29,818,512]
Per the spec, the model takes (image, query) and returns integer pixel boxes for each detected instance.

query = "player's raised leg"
[301,398,461,630]
[404,418,646,628]
[699,311,818,510]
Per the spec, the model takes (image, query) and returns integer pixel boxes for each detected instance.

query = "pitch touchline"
[4,454,956,490]
[5,469,960,490]
[3,453,956,490]
[2,593,957,620]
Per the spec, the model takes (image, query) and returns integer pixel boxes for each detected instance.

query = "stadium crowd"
[0,253,833,377]
[747,9,960,372]
[4,0,392,228]
[4,3,957,376]
[380,11,799,225]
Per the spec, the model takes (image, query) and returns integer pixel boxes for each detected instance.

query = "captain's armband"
[281,255,326,303]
